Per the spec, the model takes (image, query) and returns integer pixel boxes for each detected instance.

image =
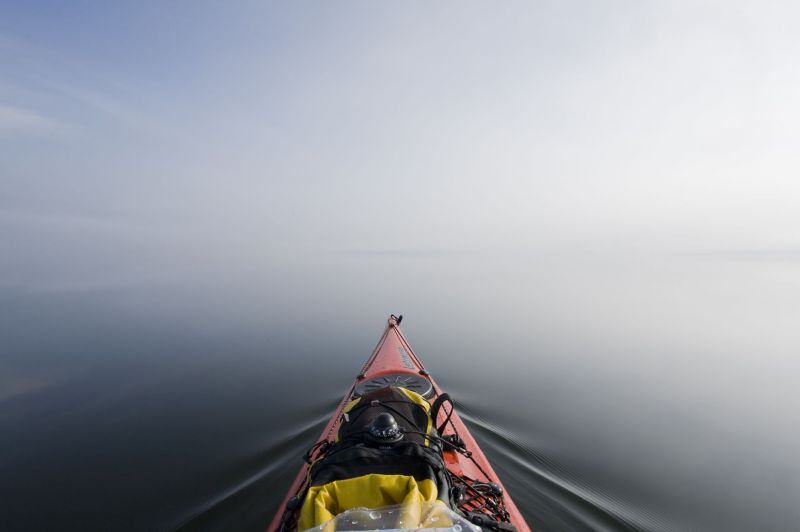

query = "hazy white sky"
[2,1,800,291]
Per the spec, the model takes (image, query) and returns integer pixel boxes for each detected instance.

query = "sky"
[2,1,800,295]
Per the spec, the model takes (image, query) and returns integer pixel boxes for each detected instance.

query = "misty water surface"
[2,250,798,531]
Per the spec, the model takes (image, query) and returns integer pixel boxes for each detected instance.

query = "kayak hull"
[268,316,530,532]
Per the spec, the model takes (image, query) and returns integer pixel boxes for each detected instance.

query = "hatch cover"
[354,373,433,399]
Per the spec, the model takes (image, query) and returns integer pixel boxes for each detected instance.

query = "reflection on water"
[1,251,799,531]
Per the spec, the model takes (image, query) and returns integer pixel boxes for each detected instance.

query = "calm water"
[1,250,799,531]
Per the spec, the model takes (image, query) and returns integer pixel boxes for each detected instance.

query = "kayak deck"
[268,316,530,531]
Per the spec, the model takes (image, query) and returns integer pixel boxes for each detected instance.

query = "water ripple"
[171,407,334,531]
[458,404,674,532]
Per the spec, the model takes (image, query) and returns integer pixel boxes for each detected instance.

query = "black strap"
[303,440,331,463]
[345,399,428,431]
[430,393,454,435]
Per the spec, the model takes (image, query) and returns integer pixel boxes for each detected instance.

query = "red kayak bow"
[268,315,531,531]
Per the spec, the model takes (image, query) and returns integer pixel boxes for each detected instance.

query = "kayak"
[269,315,531,532]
